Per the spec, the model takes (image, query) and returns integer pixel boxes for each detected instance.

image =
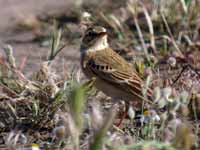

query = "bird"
[80,26,153,126]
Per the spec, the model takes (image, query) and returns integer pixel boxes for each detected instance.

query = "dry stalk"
[127,2,150,62]
[140,2,156,51]
[160,11,184,57]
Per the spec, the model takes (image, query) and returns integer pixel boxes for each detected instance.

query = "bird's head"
[80,26,109,53]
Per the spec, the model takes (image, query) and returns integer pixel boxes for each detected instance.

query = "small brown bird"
[80,26,153,121]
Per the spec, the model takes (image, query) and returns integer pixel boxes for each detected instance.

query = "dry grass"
[0,0,200,149]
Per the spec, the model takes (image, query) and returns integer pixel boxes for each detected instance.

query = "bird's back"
[81,48,153,105]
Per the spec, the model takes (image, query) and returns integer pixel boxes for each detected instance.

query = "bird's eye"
[96,65,100,70]
[101,66,105,70]
[88,31,97,37]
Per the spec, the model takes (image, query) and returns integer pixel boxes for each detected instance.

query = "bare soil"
[0,0,80,75]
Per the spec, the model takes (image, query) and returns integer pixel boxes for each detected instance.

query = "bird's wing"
[85,49,152,101]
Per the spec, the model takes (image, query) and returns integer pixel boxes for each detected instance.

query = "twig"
[140,3,156,51]
[171,65,188,86]
[160,11,184,57]
[171,64,200,86]
[0,82,19,97]
[127,2,150,62]
[178,32,193,45]
[19,55,29,72]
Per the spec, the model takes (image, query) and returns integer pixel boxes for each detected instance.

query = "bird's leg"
[116,108,128,128]
[116,102,129,128]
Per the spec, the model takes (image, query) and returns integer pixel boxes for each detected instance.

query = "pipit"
[80,26,153,126]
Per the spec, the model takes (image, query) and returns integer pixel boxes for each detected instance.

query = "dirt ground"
[0,1,200,149]
[0,0,82,76]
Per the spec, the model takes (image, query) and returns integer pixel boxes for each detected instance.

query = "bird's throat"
[87,35,109,52]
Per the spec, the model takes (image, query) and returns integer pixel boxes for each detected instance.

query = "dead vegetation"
[0,0,200,149]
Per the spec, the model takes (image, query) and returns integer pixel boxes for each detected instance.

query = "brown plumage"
[80,26,152,108]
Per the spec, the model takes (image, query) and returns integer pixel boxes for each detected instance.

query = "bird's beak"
[99,31,107,37]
